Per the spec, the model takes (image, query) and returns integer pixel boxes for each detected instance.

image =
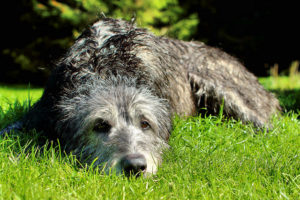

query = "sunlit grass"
[0,85,42,112]
[259,75,300,90]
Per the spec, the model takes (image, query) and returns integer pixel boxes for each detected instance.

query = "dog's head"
[56,77,171,176]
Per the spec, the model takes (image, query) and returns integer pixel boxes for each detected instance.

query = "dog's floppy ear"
[0,121,23,136]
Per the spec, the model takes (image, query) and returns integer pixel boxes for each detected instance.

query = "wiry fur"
[2,18,280,176]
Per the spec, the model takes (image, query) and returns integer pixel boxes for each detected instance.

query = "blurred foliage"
[0,0,299,85]
[1,0,198,85]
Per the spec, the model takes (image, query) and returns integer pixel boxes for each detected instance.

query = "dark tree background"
[0,0,299,86]
[179,0,300,76]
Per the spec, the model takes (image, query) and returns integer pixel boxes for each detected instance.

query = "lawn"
[0,77,299,200]
[0,85,42,112]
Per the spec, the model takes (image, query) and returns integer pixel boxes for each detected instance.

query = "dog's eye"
[140,120,151,130]
[93,119,111,133]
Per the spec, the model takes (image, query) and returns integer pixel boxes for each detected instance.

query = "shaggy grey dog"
[1,18,280,176]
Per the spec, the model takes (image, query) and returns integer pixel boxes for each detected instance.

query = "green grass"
[0,85,42,112]
[259,76,300,112]
[259,75,300,90]
[0,78,299,200]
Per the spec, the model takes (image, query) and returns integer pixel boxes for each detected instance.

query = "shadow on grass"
[271,89,300,112]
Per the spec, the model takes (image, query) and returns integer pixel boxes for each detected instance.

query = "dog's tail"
[0,121,23,136]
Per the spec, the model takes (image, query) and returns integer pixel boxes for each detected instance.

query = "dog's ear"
[0,121,23,136]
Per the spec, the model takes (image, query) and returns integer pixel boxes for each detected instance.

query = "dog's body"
[2,18,280,176]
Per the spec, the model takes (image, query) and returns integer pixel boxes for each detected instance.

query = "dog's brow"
[117,103,131,123]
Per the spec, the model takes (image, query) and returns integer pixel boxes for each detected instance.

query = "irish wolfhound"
[1,18,280,176]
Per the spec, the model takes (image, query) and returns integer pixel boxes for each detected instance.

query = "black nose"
[120,154,147,177]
